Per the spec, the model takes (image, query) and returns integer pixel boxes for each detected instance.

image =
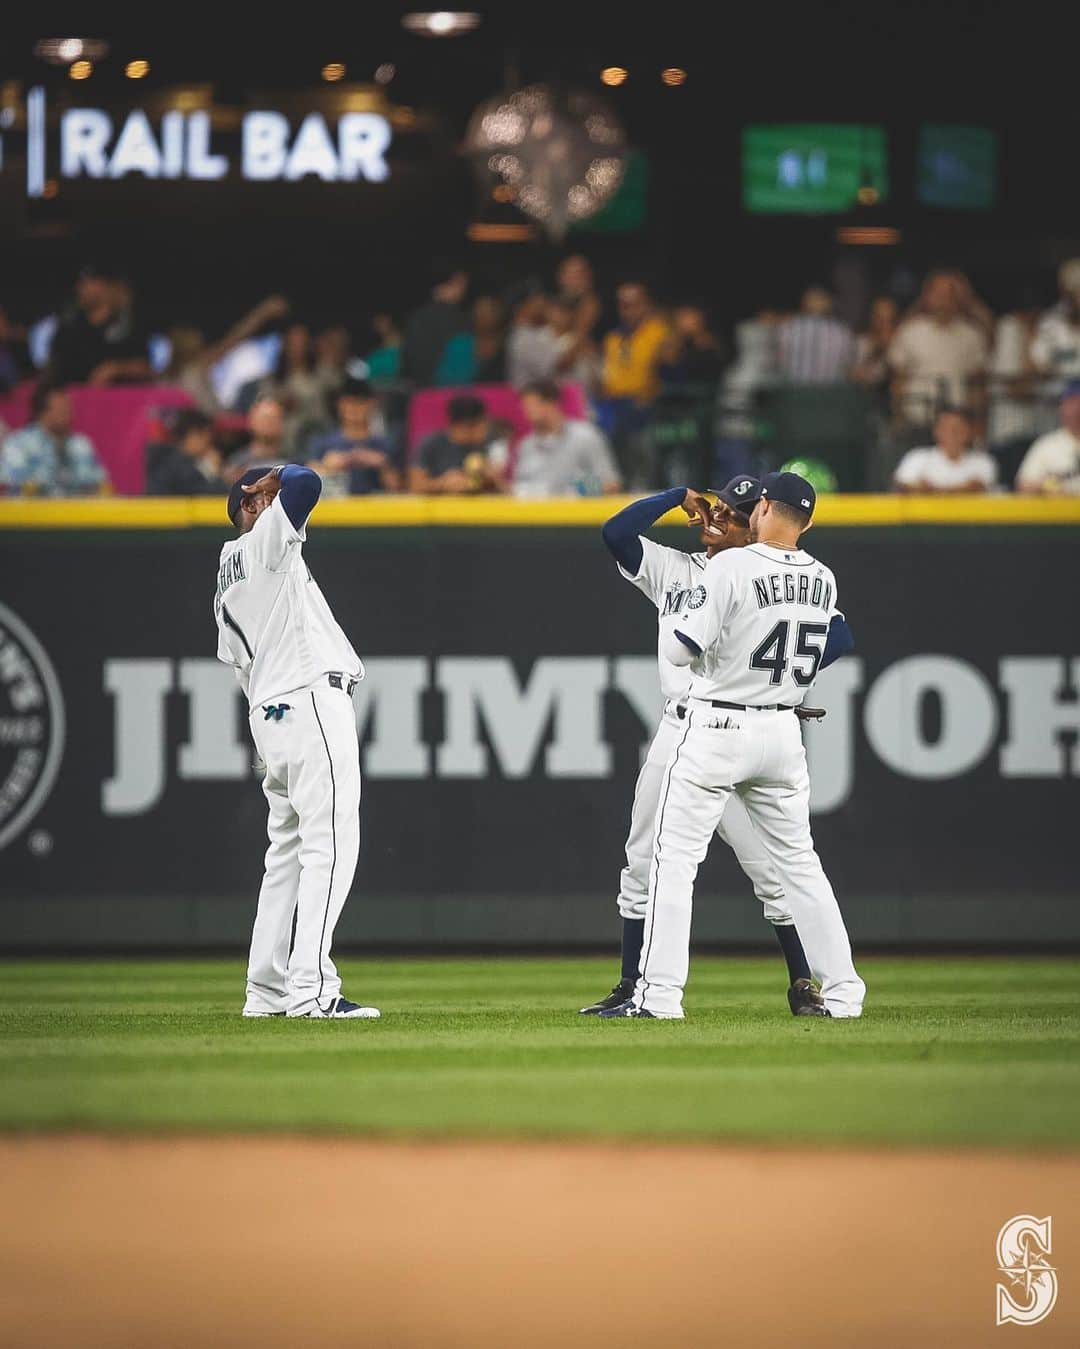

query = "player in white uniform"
[581,478,839,1017]
[215,464,379,1019]
[601,471,865,1020]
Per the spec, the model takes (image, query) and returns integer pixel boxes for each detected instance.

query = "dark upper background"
[1,3,1076,337]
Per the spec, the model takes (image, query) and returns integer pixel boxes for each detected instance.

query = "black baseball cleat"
[580,977,636,1015]
[292,996,381,1019]
[788,978,828,1017]
[598,1001,657,1018]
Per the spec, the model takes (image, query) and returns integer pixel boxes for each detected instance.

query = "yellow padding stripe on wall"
[0,494,1078,529]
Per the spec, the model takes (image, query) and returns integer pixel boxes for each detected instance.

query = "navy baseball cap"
[714,475,762,518]
[1059,378,1080,401]
[227,466,275,525]
[759,470,816,517]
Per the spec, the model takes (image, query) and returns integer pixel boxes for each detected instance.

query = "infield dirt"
[1,1136,1076,1347]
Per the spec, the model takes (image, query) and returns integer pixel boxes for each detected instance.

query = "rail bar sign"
[17,87,394,196]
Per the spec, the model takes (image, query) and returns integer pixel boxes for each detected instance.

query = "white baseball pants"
[634,702,865,1019]
[243,679,362,1018]
[619,704,794,926]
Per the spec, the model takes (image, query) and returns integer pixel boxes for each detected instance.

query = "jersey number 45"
[749,620,828,686]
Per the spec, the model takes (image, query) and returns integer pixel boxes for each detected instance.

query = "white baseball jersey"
[619,537,708,701]
[676,542,839,707]
[214,495,362,706]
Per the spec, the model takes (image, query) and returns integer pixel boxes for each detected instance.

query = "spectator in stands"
[851,296,899,402]
[658,304,728,387]
[305,377,401,495]
[506,289,560,388]
[0,384,109,496]
[410,394,506,494]
[512,379,621,497]
[471,296,508,383]
[723,307,782,399]
[0,305,29,392]
[365,313,403,382]
[892,406,997,494]
[776,286,856,384]
[713,307,783,481]
[46,265,152,386]
[601,281,669,407]
[949,270,996,340]
[145,409,225,495]
[225,396,288,481]
[164,294,290,415]
[557,254,602,343]
[238,321,336,448]
[314,323,350,399]
[888,271,989,430]
[548,297,600,393]
[854,295,903,490]
[1031,259,1080,391]
[401,263,468,387]
[987,284,1048,460]
[599,281,670,486]
[1015,379,1080,495]
[435,295,507,386]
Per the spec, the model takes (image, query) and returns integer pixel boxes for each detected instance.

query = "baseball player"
[215,464,379,1019]
[601,471,864,1020]
[582,478,851,1018]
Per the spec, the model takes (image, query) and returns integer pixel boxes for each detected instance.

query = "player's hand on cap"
[241,467,284,505]
[680,489,716,527]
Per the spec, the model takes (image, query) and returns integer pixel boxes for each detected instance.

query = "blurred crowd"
[1,254,1079,499]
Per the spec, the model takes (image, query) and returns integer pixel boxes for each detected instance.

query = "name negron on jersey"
[753,571,833,613]
[214,549,247,611]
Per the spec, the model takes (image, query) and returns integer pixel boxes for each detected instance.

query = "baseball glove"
[794,706,827,722]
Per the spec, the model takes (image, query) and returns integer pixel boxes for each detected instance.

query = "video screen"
[917,125,997,209]
[743,124,888,213]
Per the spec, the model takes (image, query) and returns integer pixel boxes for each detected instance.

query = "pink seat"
[0,382,195,494]
[406,382,589,462]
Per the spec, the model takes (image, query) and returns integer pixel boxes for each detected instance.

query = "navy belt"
[711,700,795,712]
[328,672,359,696]
[677,701,794,717]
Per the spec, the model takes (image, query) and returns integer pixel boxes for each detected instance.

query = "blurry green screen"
[743,125,888,213]
[917,125,996,209]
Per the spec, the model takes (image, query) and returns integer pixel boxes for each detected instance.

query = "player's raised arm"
[238,464,323,571]
[601,487,687,573]
[273,464,322,530]
[601,486,718,575]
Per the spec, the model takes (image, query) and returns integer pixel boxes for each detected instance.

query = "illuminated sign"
[743,125,888,214]
[16,88,394,195]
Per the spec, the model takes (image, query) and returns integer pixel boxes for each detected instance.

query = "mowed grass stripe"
[0,956,1077,1148]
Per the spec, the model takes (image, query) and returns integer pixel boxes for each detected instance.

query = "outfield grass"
[1,955,1078,1148]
